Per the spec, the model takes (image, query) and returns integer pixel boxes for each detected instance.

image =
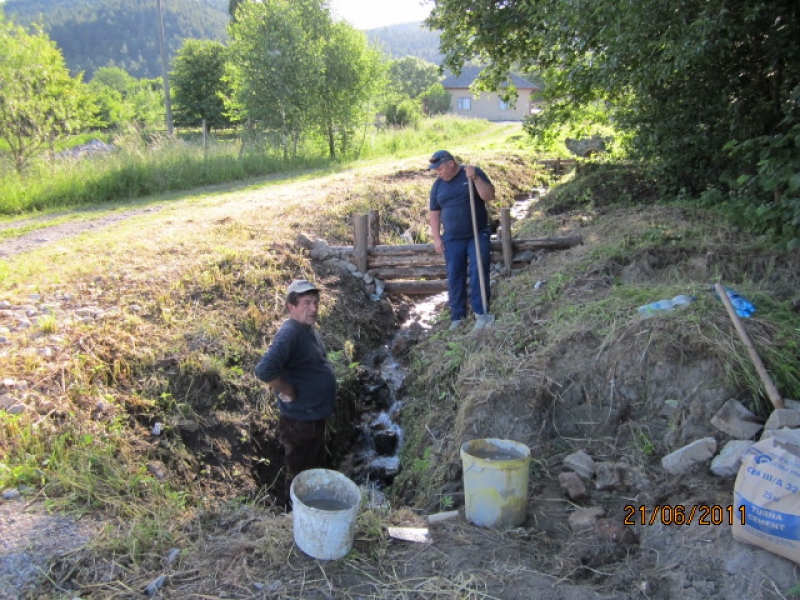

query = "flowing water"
[345,292,447,489]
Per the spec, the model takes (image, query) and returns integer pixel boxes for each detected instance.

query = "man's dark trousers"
[443,228,491,321]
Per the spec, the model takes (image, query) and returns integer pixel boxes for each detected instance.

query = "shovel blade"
[471,313,495,333]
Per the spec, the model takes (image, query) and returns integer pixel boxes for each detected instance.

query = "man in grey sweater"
[255,279,337,509]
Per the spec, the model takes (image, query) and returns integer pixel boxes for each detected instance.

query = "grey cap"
[286,279,319,296]
[427,150,455,170]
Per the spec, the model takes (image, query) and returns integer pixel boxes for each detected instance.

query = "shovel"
[468,171,495,330]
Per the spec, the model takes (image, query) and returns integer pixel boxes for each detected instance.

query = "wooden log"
[368,254,445,268]
[383,279,449,294]
[354,214,368,273]
[512,236,582,251]
[332,236,582,258]
[368,209,380,246]
[500,208,513,270]
[369,265,448,280]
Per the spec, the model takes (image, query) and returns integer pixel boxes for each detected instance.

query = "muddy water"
[301,497,353,511]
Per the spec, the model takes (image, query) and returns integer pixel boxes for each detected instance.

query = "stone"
[568,506,605,531]
[711,399,763,439]
[661,437,717,475]
[563,450,596,479]
[2,488,22,501]
[764,409,800,431]
[595,461,621,491]
[710,440,752,478]
[146,461,168,481]
[558,471,588,501]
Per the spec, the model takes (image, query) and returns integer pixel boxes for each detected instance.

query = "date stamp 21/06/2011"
[623,504,746,526]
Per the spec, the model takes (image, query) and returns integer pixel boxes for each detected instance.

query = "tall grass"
[0,116,496,216]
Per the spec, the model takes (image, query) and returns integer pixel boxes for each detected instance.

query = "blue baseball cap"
[427,150,454,170]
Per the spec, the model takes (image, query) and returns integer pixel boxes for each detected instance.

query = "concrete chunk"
[563,450,595,479]
[710,399,763,439]
[558,471,588,501]
[764,409,800,431]
[568,506,605,531]
[661,437,717,475]
[710,440,752,478]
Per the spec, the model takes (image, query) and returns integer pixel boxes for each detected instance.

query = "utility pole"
[156,0,174,135]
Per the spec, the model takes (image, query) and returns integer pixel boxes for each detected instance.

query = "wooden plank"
[383,279,449,294]
[369,265,448,280]
[332,236,582,259]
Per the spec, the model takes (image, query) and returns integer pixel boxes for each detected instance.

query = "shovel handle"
[715,283,784,409]
[468,171,490,314]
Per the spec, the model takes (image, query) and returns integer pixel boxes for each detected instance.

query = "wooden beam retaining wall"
[329,208,582,295]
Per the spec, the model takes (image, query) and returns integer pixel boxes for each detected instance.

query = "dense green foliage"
[171,40,232,131]
[387,56,440,100]
[225,0,383,160]
[0,17,93,173]
[429,0,800,246]
[88,67,165,130]
[2,0,229,80]
[382,56,448,122]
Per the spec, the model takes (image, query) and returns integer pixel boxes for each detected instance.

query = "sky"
[328,0,433,30]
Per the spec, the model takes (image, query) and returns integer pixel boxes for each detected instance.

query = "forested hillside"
[0,0,441,80]
[1,0,229,79]
[366,22,441,64]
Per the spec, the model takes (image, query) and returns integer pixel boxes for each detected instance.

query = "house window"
[498,99,510,111]
[457,97,471,111]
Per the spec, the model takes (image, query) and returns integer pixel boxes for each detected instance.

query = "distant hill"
[0,1,441,80]
[1,0,229,80]
[366,21,442,66]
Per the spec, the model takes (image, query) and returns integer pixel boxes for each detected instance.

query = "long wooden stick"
[715,283,784,409]
[468,175,490,315]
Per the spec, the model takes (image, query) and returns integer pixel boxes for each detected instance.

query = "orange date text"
[623,504,745,526]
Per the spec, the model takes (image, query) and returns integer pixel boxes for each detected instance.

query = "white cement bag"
[732,429,800,564]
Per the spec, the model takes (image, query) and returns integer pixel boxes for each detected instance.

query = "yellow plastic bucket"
[460,438,531,528]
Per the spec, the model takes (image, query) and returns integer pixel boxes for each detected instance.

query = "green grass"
[0,116,497,216]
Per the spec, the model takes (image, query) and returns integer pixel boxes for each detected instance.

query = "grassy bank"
[0,116,494,216]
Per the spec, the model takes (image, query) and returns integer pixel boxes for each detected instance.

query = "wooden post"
[368,209,380,246]
[500,208,513,271]
[354,213,368,273]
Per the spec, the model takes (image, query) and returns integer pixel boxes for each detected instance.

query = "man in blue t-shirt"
[255,279,337,509]
[428,150,496,331]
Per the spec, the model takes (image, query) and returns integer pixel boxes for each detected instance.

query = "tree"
[315,23,385,159]
[87,67,164,131]
[0,17,92,173]
[226,0,384,159]
[387,56,440,100]
[428,0,800,239]
[171,40,232,131]
[226,0,324,158]
[418,83,451,116]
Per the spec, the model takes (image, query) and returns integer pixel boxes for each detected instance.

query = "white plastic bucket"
[460,438,531,528]
[290,468,361,560]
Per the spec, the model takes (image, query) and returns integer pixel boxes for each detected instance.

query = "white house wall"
[446,87,534,121]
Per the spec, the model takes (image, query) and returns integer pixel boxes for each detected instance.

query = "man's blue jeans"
[443,229,491,321]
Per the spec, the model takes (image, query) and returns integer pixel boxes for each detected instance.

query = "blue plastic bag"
[714,286,756,318]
